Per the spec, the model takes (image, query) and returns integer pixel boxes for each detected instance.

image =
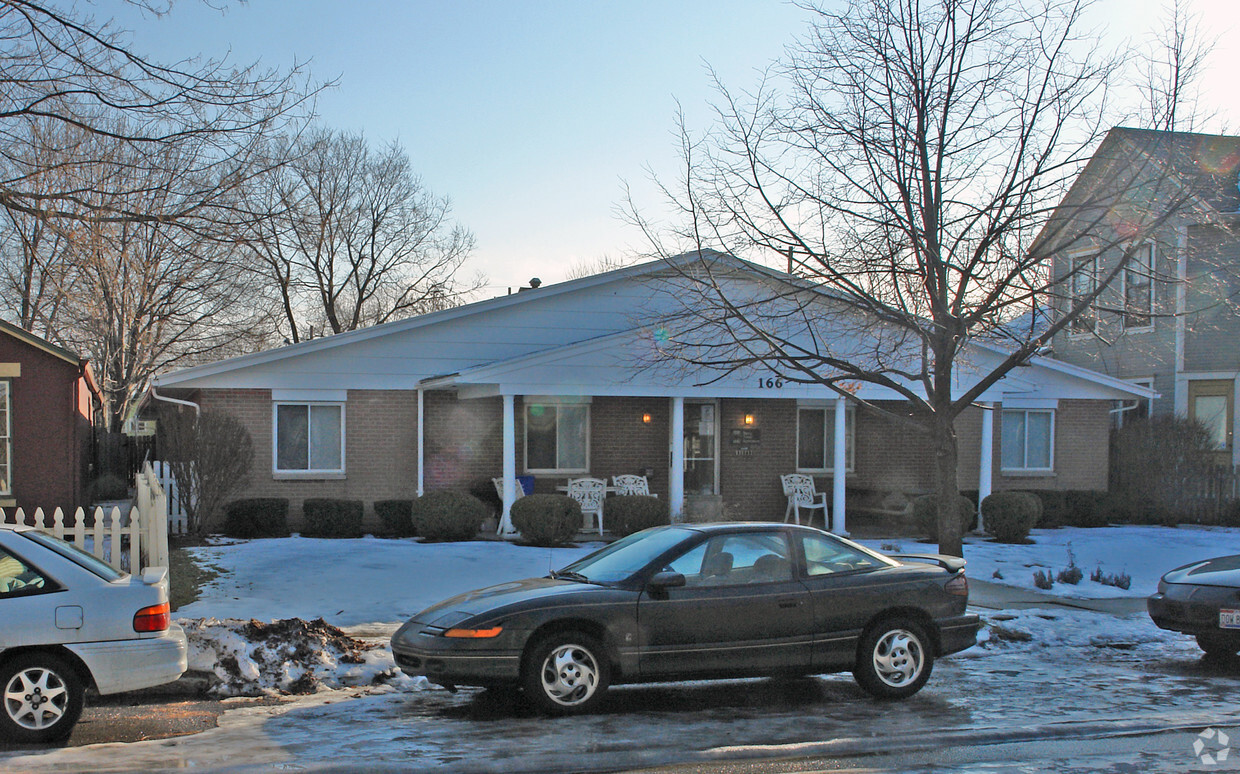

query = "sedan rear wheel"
[1196,632,1240,657]
[521,631,610,715]
[854,618,934,699]
[1,653,85,743]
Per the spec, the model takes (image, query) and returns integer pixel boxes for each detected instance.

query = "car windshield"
[558,527,696,583]
[21,530,125,581]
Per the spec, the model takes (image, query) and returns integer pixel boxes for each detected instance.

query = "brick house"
[0,319,102,512]
[1045,128,1240,466]
[152,254,1147,533]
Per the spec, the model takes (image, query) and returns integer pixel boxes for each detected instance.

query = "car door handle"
[777,598,802,609]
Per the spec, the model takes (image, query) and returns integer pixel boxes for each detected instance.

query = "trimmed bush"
[222,498,290,539]
[511,494,581,546]
[86,473,129,503]
[1063,490,1108,528]
[411,491,487,541]
[913,494,975,542]
[302,498,364,538]
[980,491,1041,543]
[1030,490,1067,527]
[375,499,415,537]
[607,495,670,537]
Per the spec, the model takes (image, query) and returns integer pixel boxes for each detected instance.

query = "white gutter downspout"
[150,385,201,417]
[417,387,425,498]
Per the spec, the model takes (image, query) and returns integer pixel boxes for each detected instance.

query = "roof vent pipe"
[529,278,541,288]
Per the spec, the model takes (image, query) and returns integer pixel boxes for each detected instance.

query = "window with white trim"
[796,405,855,473]
[1001,409,1054,472]
[1068,253,1098,335]
[0,381,10,495]
[525,403,589,473]
[1122,244,1154,330]
[274,403,344,473]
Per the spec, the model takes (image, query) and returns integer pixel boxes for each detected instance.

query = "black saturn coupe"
[392,522,980,713]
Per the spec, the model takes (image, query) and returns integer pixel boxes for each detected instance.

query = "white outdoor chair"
[566,477,607,535]
[612,474,656,497]
[781,473,829,527]
[492,477,527,535]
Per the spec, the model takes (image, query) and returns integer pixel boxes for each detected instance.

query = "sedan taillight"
[134,602,171,633]
[945,574,968,596]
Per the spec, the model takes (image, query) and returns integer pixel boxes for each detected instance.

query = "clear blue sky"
[112,0,1238,292]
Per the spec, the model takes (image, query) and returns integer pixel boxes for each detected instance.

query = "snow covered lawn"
[859,524,1240,599]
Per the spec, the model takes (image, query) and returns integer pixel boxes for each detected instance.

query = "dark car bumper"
[1148,585,1240,637]
[390,625,525,688]
[936,614,982,656]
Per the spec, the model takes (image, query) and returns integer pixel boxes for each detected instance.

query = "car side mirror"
[648,571,686,589]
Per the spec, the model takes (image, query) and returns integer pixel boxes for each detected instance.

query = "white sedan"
[0,525,187,743]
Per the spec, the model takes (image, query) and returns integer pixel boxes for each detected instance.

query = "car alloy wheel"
[0,653,85,743]
[854,618,934,699]
[522,631,610,714]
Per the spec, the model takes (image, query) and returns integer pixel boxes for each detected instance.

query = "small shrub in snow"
[511,494,580,546]
[607,495,670,537]
[374,499,415,537]
[411,490,487,541]
[1113,571,1132,590]
[1090,565,1132,589]
[1033,569,1054,590]
[302,498,364,538]
[222,498,290,538]
[981,491,1041,543]
[913,494,975,542]
[880,542,903,553]
[1056,545,1083,584]
[992,569,1003,580]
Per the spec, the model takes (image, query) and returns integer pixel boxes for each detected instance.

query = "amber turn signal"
[444,626,504,638]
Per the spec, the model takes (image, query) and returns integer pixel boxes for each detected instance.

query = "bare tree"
[0,0,316,231]
[1138,0,1215,133]
[630,0,1205,556]
[157,404,254,536]
[238,129,481,342]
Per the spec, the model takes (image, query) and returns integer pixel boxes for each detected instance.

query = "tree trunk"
[933,413,964,557]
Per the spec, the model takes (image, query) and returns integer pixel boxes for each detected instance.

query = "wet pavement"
[3,625,1238,773]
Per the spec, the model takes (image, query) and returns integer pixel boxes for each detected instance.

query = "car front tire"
[1,653,86,744]
[854,618,934,699]
[1196,632,1240,657]
[521,631,610,715]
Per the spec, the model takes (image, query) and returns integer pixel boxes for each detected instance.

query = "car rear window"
[21,530,126,581]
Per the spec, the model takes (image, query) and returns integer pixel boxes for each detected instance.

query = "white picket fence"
[0,462,170,573]
[152,460,190,535]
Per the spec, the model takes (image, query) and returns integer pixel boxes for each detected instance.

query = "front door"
[683,400,718,495]
[1189,379,1234,466]
[637,530,812,678]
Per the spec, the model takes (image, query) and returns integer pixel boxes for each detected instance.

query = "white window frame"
[272,401,346,476]
[1067,251,1099,338]
[524,400,590,475]
[1121,243,1155,332]
[0,381,11,496]
[1000,408,1055,473]
[796,402,856,474]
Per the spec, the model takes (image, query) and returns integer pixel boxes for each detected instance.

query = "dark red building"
[0,319,101,513]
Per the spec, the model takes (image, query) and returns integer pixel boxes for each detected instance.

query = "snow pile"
[863,524,1240,599]
[181,617,428,697]
[969,608,1201,662]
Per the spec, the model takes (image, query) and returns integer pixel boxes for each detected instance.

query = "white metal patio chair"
[781,473,829,527]
[612,474,656,497]
[566,477,607,535]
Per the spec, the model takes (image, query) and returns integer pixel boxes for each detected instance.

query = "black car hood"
[1163,555,1240,588]
[411,576,599,626]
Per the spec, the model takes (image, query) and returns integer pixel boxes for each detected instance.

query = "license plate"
[1221,609,1240,629]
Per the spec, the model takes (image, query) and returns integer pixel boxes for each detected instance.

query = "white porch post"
[832,397,848,535]
[670,397,685,521]
[977,402,994,534]
[416,387,425,498]
[499,393,518,536]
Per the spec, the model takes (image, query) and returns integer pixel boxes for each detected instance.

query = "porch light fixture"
[642,412,652,424]
[744,413,756,426]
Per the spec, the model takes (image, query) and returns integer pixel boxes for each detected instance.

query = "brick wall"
[196,388,419,528]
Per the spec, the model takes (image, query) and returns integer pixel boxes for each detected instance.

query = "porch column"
[499,393,518,536]
[832,397,848,535]
[416,387,425,498]
[670,397,685,521]
[977,402,994,534]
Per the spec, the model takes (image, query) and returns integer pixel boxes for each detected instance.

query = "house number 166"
[758,377,784,389]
